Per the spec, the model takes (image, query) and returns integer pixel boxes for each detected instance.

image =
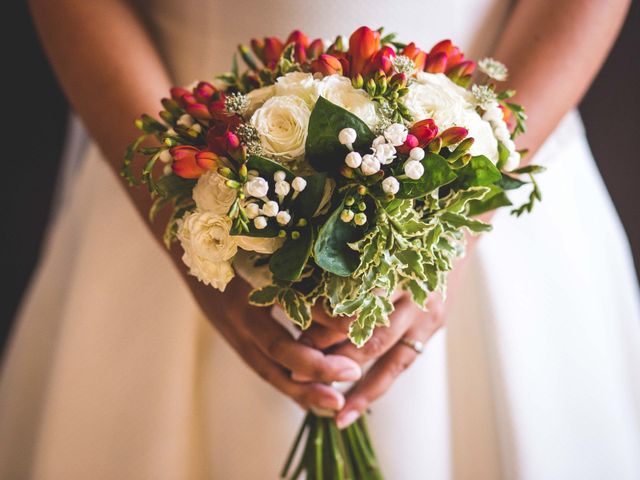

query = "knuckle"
[266,337,286,359]
[389,357,413,378]
[362,335,386,359]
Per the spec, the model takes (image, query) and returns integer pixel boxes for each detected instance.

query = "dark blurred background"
[1,2,639,350]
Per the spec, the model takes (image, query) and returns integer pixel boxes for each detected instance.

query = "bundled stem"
[281,412,383,480]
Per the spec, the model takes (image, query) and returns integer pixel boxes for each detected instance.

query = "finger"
[238,337,346,411]
[248,307,362,383]
[299,322,349,352]
[310,302,352,334]
[335,311,443,429]
[329,297,416,365]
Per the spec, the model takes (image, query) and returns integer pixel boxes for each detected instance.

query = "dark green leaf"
[295,173,326,218]
[510,164,546,175]
[314,202,362,276]
[395,153,456,199]
[497,173,527,191]
[269,227,313,281]
[305,96,375,173]
[452,155,501,188]
[467,186,513,216]
[249,284,280,306]
[247,155,293,179]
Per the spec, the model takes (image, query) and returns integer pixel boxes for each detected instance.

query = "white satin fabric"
[2,1,640,478]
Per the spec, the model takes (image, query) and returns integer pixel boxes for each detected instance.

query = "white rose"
[235,235,285,254]
[383,123,408,146]
[318,75,378,128]
[250,95,310,160]
[245,85,276,116]
[178,211,237,291]
[275,72,321,107]
[405,72,498,162]
[193,171,237,214]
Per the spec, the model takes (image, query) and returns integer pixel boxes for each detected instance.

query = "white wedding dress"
[2,0,640,478]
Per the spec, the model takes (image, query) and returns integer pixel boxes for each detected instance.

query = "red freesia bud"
[293,42,307,63]
[348,26,381,75]
[195,151,219,171]
[186,103,212,120]
[389,72,408,88]
[250,38,266,63]
[310,54,343,75]
[170,146,206,179]
[364,46,395,76]
[194,82,216,103]
[396,134,419,154]
[401,42,427,71]
[499,104,513,126]
[225,131,241,150]
[429,39,469,73]
[264,37,284,64]
[439,126,468,146]
[429,39,452,56]
[409,119,438,147]
[286,30,309,48]
[425,52,447,73]
[170,87,191,102]
[447,60,475,76]
[307,38,324,60]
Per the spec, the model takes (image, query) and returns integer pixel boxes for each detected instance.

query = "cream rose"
[318,75,379,128]
[177,211,238,291]
[235,235,285,254]
[405,72,498,162]
[192,171,237,214]
[250,95,310,160]
[275,72,321,107]
[245,85,276,116]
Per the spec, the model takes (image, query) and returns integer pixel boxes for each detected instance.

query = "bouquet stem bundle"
[282,413,382,480]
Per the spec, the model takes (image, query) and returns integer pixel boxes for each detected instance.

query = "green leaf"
[230,221,279,237]
[439,211,492,233]
[314,202,362,276]
[306,96,375,173]
[269,227,313,281]
[466,185,513,216]
[497,173,527,190]
[395,153,456,199]
[348,296,392,347]
[452,155,501,188]
[249,284,280,306]
[442,187,491,214]
[510,164,546,175]
[295,173,327,218]
[278,288,312,330]
[403,278,429,310]
[247,155,293,179]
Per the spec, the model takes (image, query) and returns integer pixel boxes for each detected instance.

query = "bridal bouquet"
[125,26,541,479]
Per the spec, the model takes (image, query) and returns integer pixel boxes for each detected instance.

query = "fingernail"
[336,410,359,429]
[291,372,312,382]
[337,365,362,381]
[318,393,344,411]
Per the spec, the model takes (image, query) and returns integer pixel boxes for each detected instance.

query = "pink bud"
[396,134,419,154]
[225,131,241,150]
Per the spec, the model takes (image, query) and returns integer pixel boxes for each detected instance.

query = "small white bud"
[345,151,362,168]
[354,213,367,226]
[253,216,268,230]
[191,123,202,133]
[291,177,307,192]
[381,176,400,194]
[274,170,287,182]
[340,209,355,222]
[166,128,177,136]
[338,128,357,150]
[244,177,269,197]
[261,200,279,217]
[409,147,425,161]
[245,203,260,219]
[404,160,425,180]
[360,154,381,176]
[177,114,194,127]
[159,149,173,163]
[374,143,396,165]
[162,164,173,176]
[275,180,291,197]
[276,210,291,226]
[371,135,386,149]
[383,123,408,146]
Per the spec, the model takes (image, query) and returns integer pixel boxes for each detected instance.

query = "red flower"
[439,126,468,146]
[396,134,419,154]
[427,40,475,75]
[363,46,395,77]
[286,30,309,48]
[170,146,207,179]
[306,38,325,60]
[401,42,427,71]
[310,54,343,75]
[409,119,438,147]
[348,26,381,76]
[263,37,284,65]
[424,52,447,73]
[195,151,219,171]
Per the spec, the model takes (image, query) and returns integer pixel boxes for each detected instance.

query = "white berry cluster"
[243,170,307,231]
[338,123,426,197]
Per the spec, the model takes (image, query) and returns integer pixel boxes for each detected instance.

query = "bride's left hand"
[298,292,445,429]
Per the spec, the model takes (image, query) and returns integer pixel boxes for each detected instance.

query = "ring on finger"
[399,337,425,354]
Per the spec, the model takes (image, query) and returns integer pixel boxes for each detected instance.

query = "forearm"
[29,0,172,240]
[493,0,630,158]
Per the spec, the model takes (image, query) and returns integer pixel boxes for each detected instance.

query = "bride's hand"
[300,293,445,429]
[187,276,362,412]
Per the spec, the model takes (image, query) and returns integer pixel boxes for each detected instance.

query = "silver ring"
[399,337,424,354]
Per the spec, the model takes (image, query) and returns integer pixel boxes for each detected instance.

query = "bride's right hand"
[186,276,362,411]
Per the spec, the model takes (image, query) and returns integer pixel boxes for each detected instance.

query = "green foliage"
[306,97,375,173]
[314,199,362,276]
[395,153,456,199]
[452,155,502,188]
[269,226,313,281]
